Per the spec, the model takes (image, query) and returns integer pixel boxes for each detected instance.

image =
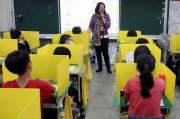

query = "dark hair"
[59,34,71,44]
[136,38,149,44]
[136,54,155,98]
[134,45,151,63]
[95,2,106,14]
[127,30,137,37]
[72,26,82,34]
[53,46,71,59]
[5,50,30,75]
[10,30,21,39]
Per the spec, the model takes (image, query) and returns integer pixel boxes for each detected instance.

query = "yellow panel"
[82,76,89,106]
[117,30,141,42]
[0,88,41,119]
[21,31,40,49]
[170,34,180,52]
[115,63,175,106]
[0,39,18,57]
[2,55,70,97]
[3,31,40,49]
[52,34,62,44]
[138,36,154,44]
[38,44,83,70]
[3,32,11,38]
[71,34,89,54]
[57,56,70,97]
[119,44,161,63]
[52,33,89,55]
[162,64,175,105]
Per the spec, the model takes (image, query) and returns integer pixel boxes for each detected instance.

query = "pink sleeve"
[124,80,131,100]
[124,80,131,94]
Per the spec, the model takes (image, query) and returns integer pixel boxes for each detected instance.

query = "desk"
[168,49,180,65]
[113,93,173,119]
[69,65,87,106]
[43,82,72,118]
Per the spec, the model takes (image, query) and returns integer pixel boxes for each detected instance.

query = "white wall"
[0,0,15,32]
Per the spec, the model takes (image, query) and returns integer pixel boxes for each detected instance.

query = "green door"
[14,0,59,34]
[120,0,164,35]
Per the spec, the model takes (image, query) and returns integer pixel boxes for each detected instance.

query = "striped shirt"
[89,13,111,37]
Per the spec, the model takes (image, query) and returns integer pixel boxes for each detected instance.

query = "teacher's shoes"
[107,69,112,74]
[96,68,103,72]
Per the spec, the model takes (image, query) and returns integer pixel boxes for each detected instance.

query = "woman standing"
[89,2,112,73]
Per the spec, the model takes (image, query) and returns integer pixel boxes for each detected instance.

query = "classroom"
[0,0,180,119]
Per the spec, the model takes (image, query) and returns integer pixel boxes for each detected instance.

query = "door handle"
[15,14,24,22]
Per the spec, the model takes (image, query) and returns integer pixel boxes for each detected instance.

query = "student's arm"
[124,80,131,102]
[20,34,30,52]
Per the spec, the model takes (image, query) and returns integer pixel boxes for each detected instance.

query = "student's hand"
[20,34,26,41]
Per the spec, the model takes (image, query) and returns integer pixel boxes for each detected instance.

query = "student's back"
[124,76,164,117]
[124,54,164,118]
[2,50,55,103]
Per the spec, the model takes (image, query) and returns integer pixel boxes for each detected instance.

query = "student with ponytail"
[124,54,165,119]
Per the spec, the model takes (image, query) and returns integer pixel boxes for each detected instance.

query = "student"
[53,46,85,118]
[136,38,149,44]
[127,30,137,37]
[2,50,56,119]
[59,34,74,44]
[124,54,165,119]
[10,30,30,53]
[134,45,151,63]
[72,26,82,34]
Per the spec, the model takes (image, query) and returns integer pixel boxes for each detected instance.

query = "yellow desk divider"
[71,34,89,55]
[52,33,89,55]
[0,39,18,57]
[63,30,73,35]
[0,88,41,119]
[52,34,62,44]
[170,34,180,53]
[2,54,70,97]
[119,44,161,63]
[118,30,141,41]
[38,44,83,71]
[117,36,153,44]
[3,31,40,49]
[115,63,175,107]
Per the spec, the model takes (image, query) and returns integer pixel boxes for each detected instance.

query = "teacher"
[89,2,112,74]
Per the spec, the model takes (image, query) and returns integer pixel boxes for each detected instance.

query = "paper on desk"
[160,99,164,106]
[126,52,134,63]
[69,65,76,72]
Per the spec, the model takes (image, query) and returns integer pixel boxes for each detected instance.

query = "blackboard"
[120,0,164,35]
[14,0,59,34]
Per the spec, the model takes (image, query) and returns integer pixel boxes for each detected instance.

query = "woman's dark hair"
[134,45,151,63]
[127,30,137,37]
[10,30,21,39]
[53,46,71,59]
[136,38,149,44]
[5,50,30,75]
[59,34,71,44]
[95,2,106,14]
[72,26,82,34]
[136,54,155,98]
